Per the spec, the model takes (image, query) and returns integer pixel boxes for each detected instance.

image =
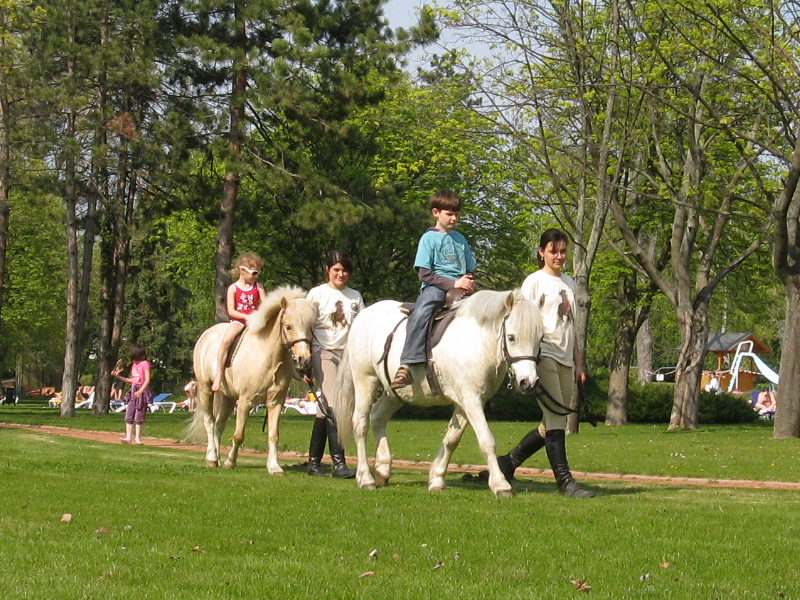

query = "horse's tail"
[330,348,356,447]
[183,403,207,444]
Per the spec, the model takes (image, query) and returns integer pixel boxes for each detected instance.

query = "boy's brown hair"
[429,189,461,212]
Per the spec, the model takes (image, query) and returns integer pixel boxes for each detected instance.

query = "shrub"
[698,391,759,424]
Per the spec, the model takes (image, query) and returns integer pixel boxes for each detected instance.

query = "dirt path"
[4,422,799,491]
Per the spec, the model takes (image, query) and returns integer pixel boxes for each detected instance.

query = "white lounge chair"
[149,393,177,413]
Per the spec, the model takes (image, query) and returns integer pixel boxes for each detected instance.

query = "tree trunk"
[668,303,710,429]
[215,1,247,323]
[60,103,79,417]
[774,278,800,438]
[636,317,654,384]
[0,72,10,343]
[605,272,638,426]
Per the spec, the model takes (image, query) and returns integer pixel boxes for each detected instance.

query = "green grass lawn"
[1,426,799,600]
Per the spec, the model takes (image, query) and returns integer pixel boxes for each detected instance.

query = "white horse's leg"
[265,402,284,475]
[224,399,252,469]
[370,394,403,487]
[428,408,469,492]
[460,396,513,497]
[353,377,379,490]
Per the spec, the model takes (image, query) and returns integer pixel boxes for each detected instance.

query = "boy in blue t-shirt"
[390,190,477,389]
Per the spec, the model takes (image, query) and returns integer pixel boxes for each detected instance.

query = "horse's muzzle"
[515,376,538,396]
[295,356,312,378]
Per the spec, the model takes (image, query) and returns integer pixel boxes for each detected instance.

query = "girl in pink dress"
[211,253,268,392]
[113,343,154,445]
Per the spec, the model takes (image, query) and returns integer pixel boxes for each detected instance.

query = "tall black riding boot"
[498,428,547,482]
[544,429,594,498]
[327,419,355,479]
[307,417,329,477]
[478,428,546,483]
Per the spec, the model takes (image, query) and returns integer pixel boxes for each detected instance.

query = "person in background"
[113,343,154,445]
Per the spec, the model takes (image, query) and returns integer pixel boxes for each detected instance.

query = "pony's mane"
[458,289,542,339]
[247,285,309,332]
[458,290,514,325]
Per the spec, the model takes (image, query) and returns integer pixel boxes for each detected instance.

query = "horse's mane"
[458,289,542,339]
[247,285,311,333]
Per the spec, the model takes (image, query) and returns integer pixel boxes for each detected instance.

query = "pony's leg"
[428,408,469,492]
[460,397,513,497]
[223,399,253,469]
[212,394,235,466]
[370,394,403,487]
[264,402,284,475]
[200,393,219,468]
[353,376,381,490]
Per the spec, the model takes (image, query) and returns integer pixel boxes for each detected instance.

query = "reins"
[500,313,597,426]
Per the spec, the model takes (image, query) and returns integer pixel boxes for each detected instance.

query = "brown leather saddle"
[382,289,471,397]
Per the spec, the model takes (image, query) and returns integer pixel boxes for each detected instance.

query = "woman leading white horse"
[330,289,543,497]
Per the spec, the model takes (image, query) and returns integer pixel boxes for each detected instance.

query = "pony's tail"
[330,349,356,447]
[183,403,207,444]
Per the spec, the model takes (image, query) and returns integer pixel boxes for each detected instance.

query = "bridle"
[501,316,541,395]
[279,310,312,368]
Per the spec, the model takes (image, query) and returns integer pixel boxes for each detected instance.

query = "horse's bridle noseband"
[501,317,541,395]
[279,312,312,364]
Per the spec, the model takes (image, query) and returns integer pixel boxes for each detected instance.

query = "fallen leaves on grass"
[392,553,401,560]
[95,527,109,534]
[433,561,444,570]
[660,562,670,569]
[368,549,378,558]
[190,546,205,553]
[571,579,591,592]
[640,573,651,582]
[359,571,374,578]
[61,513,72,523]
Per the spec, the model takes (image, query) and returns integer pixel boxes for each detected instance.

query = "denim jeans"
[400,285,447,365]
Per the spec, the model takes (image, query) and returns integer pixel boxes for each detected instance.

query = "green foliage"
[0,190,66,381]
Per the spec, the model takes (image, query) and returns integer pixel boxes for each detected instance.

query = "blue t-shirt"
[413,228,476,288]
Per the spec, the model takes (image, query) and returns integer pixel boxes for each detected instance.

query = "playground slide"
[746,352,780,384]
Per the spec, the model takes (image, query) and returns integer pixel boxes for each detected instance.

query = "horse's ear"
[503,291,515,314]
[280,296,288,309]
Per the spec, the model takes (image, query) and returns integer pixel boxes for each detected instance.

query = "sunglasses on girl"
[241,266,260,276]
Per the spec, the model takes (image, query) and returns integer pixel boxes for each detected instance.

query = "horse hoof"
[268,468,285,476]
[494,488,514,498]
[428,483,446,492]
[223,460,235,469]
[205,460,219,468]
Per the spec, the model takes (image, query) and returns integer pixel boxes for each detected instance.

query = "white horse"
[186,285,316,474]
[330,289,543,497]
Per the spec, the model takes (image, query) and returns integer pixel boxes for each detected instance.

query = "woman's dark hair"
[326,250,354,274]
[130,343,148,362]
[537,228,569,268]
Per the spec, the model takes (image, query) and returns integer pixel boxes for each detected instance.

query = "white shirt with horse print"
[307,283,365,352]
[521,269,576,367]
